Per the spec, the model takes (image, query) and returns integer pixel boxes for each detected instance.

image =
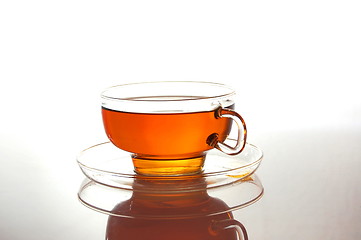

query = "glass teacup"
[101,81,247,175]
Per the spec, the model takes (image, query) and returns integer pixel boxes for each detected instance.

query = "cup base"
[131,155,206,176]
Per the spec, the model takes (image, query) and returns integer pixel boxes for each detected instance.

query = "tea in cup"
[101,81,247,175]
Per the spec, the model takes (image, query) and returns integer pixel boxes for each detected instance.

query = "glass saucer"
[76,140,263,190]
[78,174,264,219]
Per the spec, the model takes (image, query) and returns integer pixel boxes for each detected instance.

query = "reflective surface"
[75,142,263,240]
[78,175,264,219]
[81,175,261,240]
[1,128,360,239]
[102,179,248,240]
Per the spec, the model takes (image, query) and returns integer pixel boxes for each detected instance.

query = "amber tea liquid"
[102,106,233,175]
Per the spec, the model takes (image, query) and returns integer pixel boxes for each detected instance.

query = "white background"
[0,0,360,239]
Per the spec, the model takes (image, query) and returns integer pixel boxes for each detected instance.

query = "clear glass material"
[101,81,247,175]
[77,140,263,217]
[101,81,236,114]
[77,140,263,190]
[77,140,263,240]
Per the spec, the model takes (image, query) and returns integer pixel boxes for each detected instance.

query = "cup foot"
[131,155,206,176]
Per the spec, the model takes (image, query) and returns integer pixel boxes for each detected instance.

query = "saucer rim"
[77,141,263,181]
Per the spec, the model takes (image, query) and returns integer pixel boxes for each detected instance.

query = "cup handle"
[207,108,247,155]
[210,219,248,240]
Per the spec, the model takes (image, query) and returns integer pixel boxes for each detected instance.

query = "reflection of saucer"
[78,174,264,219]
[77,141,263,189]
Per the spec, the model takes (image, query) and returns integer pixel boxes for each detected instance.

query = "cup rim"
[100,81,236,102]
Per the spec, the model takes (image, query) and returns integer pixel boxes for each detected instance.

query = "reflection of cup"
[101,81,247,175]
[106,177,248,240]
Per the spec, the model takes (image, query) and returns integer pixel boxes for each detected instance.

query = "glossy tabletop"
[1,123,360,239]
